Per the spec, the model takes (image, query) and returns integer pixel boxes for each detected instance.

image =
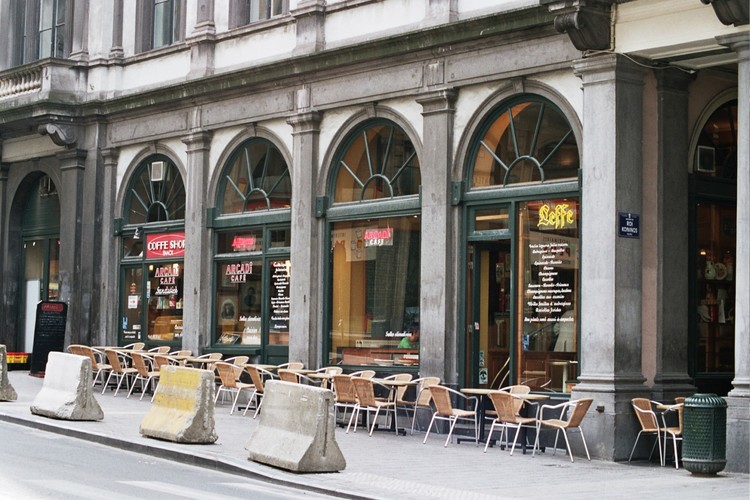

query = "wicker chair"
[102,349,138,396]
[278,368,317,385]
[225,356,250,366]
[127,352,160,401]
[349,377,398,436]
[628,398,664,465]
[484,391,537,454]
[276,362,304,370]
[423,385,479,447]
[314,366,343,388]
[123,342,145,351]
[332,374,359,424]
[244,365,276,417]
[214,362,256,414]
[147,346,171,354]
[349,370,376,379]
[402,376,441,434]
[485,384,531,421]
[661,403,684,469]
[76,345,111,387]
[533,398,593,462]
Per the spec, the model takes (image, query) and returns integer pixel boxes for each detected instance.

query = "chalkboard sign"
[30,301,68,375]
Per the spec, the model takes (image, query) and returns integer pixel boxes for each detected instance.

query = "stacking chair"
[76,345,111,387]
[147,346,171,354]
[102,349,138,396]
[225,356,250,366]
[152,354,176,372]
[628,398,663,465]
[190,352,223,371]
[332,374,359,425]
[314,366,343,389]
[533,398,593,462]
[402,376,440,434]
[123,342,145,351]
[349,370,376,379]
[423,385,479,447]
[169,349,192,356]
[214,362,256,415]
[127,352,160,401]
[66,344,86,356]
[349,377,398,436]
[244,365,276,417]
[486,384,531,422]
[484,391,537,455]
[661,403,684,469]
[278,368,317,385]
[276,361,304,370]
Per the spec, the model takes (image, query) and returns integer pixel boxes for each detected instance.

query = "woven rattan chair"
[533,398,593,462]
[190,352,223,371]
[349,370,376,379]
[214,362,256,414]
[225,356,250,366]
[661,403,684,469]
[127,352,160,401]
[278,368,317,385]
[147,346,171,354]
[74,345,111,387]
[169,350,192,357]
[403,376,441,434]
[628,398,664,465]
[332,374,359,424]
[102,349,138,396]
[276,361,304,370]
[123,342,145,351]
[423,385,479,447]
[485,384,531,421]
[349,377,398,436]
[484,391,537,454]
[244,365,276,417]
[314,366,343,388]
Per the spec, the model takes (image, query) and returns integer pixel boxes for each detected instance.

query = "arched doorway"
[18,174,61,352]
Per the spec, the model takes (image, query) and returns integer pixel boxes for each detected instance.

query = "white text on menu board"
[270,261,290,325]
[524,242,572,323]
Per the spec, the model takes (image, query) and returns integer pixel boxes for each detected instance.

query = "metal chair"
[401,376,441,434]
[628,398,663,465]
[244,365,276,418]
[484,391,537,455]
[127,352,160,401]
[533,398,593,462]
[102,349,138,396]
[661,403,684,469]
[423,385,479,447]
[348,377,398,436]
[214,361,256,415]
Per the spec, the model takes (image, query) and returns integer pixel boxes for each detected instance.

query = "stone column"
[573,54,647,461]
[57,149,87,346]
[291,0,325,55]
[181,130,213,355]
[109,0,124,59]
[98,148,120,347]
[649,69,696,401]
[287,109,321,368]
[720,31,750,474]
[188,0,216,77]
[417,89,457,383]
[0,161,8,348]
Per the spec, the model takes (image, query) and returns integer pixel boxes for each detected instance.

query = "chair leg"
[423,414,439,444]
[346,405,359,434]
[579,429,591,461]
[230,389,242,415]
[444,417,458,447]
[369,407,381,436]
[509,423,523,456]
[102,372,115,394]
[242,390,258,416]
[484,421,500,452]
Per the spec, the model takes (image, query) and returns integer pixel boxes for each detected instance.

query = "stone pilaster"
[57,149,87,346]
[720,31,750,473]
[425,0,458,24]
[69,0,89,61]
[109,0,124,60]
[188,0,216,78]
[417,89,457,383]
[98,148,120,347]
[573,54,647,461]
[649,69,696,401]
[0,162,8,349]
[287,110,321,368]
[181,130,213,355]
[292,0,325,55]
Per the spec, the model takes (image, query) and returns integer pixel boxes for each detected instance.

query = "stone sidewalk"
[1,371,748,499]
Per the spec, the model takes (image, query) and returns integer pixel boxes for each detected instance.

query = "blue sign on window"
[618,212,640,238]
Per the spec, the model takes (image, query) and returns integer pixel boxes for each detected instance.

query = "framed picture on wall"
[696,146,715,173]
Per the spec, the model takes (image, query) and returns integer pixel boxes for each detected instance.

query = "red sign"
[40,302,65,313]
[231,235,256,252]
[146,232,186,259]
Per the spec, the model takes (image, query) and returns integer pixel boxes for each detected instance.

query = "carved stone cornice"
[543,0,613,51]
[701,0,749,27]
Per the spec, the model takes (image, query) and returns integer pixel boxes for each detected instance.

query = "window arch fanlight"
[331,119,421,203]
[694,99,737,179]
[125,155,185,225]
[219,137,291,215]
[469,95,579,189]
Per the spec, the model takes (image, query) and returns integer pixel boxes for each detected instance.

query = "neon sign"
[537,203,576,230]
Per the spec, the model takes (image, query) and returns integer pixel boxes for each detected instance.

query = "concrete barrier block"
[29,351,103,420]
[246,380,346,473]
[1,345,18,402]
[140,365,218,444]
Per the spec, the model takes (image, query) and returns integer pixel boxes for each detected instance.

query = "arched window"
[218,138,291,214]
[469,97,579,188]
[695,99,737,179]
[124,155,185,224]
[327,119,421,368]
[332,120,420,203]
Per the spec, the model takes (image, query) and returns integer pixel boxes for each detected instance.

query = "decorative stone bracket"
[701,0,749,26]
[542,0,613,52]
[38,122,78,148]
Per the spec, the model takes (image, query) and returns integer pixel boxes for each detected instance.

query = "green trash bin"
[682,393,727,475]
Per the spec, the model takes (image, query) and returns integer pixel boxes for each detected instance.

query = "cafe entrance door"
[466,240,512,389]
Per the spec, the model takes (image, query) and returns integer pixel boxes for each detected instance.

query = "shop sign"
[224,262,253,283]
[364,227,393,247]
[618,212,640,239]
[537,202,576,230]
[146,232,185,259]
[231,235,257,252]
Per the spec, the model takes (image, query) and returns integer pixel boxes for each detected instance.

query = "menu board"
[523,240,574,324]
[30,301,68,374]
[270,261,290,331]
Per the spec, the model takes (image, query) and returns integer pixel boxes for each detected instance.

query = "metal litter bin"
[682,393,727,475]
